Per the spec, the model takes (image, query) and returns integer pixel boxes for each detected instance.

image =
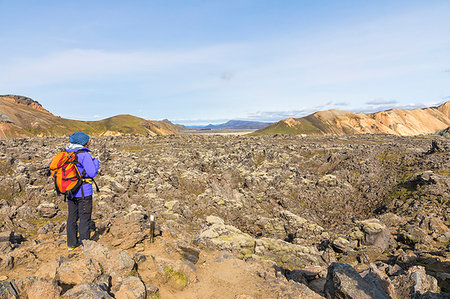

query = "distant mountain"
[188,120,273,130]
[0,95,180,138]
[252,102,450,136]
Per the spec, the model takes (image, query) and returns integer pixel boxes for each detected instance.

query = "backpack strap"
[74,149,100,196]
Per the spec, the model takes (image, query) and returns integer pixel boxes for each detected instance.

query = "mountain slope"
[0,95,180,138]
[252,102,450,136]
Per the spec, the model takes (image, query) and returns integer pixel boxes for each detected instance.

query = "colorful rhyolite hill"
[0,95,180,138]
[252,102,450,136]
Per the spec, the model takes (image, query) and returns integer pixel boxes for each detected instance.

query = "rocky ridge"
[0,134,449,298]
[253,102,450,136]
[0,95,180,138]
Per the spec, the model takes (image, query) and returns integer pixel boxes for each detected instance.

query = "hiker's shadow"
[91,227,107,242]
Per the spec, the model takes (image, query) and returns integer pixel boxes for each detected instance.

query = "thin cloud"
[0,45,244,88]
[246,108,317,122]
[366,99,398,105]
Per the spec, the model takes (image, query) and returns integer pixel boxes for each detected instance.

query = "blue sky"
[1,1,449,125]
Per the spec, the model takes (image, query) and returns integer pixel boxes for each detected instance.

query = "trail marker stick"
[150,215,155,243]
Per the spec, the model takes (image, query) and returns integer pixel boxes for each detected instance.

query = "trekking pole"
[150,215,155,243]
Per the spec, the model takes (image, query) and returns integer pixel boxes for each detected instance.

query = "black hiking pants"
[67,195,92,247]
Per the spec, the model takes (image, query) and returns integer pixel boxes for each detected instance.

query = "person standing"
[65,132,99,250]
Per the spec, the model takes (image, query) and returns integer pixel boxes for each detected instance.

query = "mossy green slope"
[0,96,180,137]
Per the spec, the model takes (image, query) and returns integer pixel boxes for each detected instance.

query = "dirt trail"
[0,232,284,298]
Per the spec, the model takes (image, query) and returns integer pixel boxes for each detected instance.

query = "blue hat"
[69,132,90,145]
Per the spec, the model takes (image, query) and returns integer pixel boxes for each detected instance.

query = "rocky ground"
[0,134,449,298]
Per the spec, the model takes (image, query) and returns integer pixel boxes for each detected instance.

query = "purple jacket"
[66,144,99,198]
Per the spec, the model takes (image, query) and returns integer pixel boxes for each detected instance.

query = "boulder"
[115,276,146,299]
[324,262,390,299]
[108,210,147,249]
[25,278,62,299]
[398,226,433,247]
[392,266,439,298]
[350,218,395,252]
[419,215,449,235]
[360,263,397,298]
[82,240,135,290]
[56,257,102,285]
[37,202,59,218]
[198,215,324,268]
[331,237,351,253]
[0,253,13,270]
[321,247,337,265]
[62,283,113,298]
[34,259,58,280]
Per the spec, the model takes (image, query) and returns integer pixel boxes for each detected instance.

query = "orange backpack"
[49,151,84,199]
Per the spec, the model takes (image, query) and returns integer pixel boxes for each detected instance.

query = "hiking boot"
[68,239,82,251]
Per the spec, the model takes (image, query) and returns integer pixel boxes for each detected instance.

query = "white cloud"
[0,45,244,88]
[1,2,449,122]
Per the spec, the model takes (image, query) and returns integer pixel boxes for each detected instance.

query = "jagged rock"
[199,215,324,268]
[418,215,449,235]
[82,240,135,290]
[62,283,113,298]
[1,134,449,298]
[255,237,324,267]
[178,245,200,264]
[281,210,324,239]
[94,274,112,291]
[374,262,404,277]
[415,292,450,299]
[36,222,55,235]
[145,282,159,296]
[350,218,395,252]
[392,266,439,298]
[398,226,433,247]
[37,202,59,218]
[0,241,13,254]
[324,262,391,299]
[309,278,327,295]
[411,171,439,185]
[321,247,337,265]
[109,211,147,249]
[8,277,61,298]
[0,231,13,243]
[360,263,397,298]
[378,213,406,227]
[115,276,146,299]
[9,247,36,267]
[34,259,58,279]
[0,281,17,298]
[56,257,102,285]
[25,278,62,299]
[331,237,351,253]
[0,253,13,270]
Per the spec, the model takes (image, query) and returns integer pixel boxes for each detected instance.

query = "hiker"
[65,132,99,250]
